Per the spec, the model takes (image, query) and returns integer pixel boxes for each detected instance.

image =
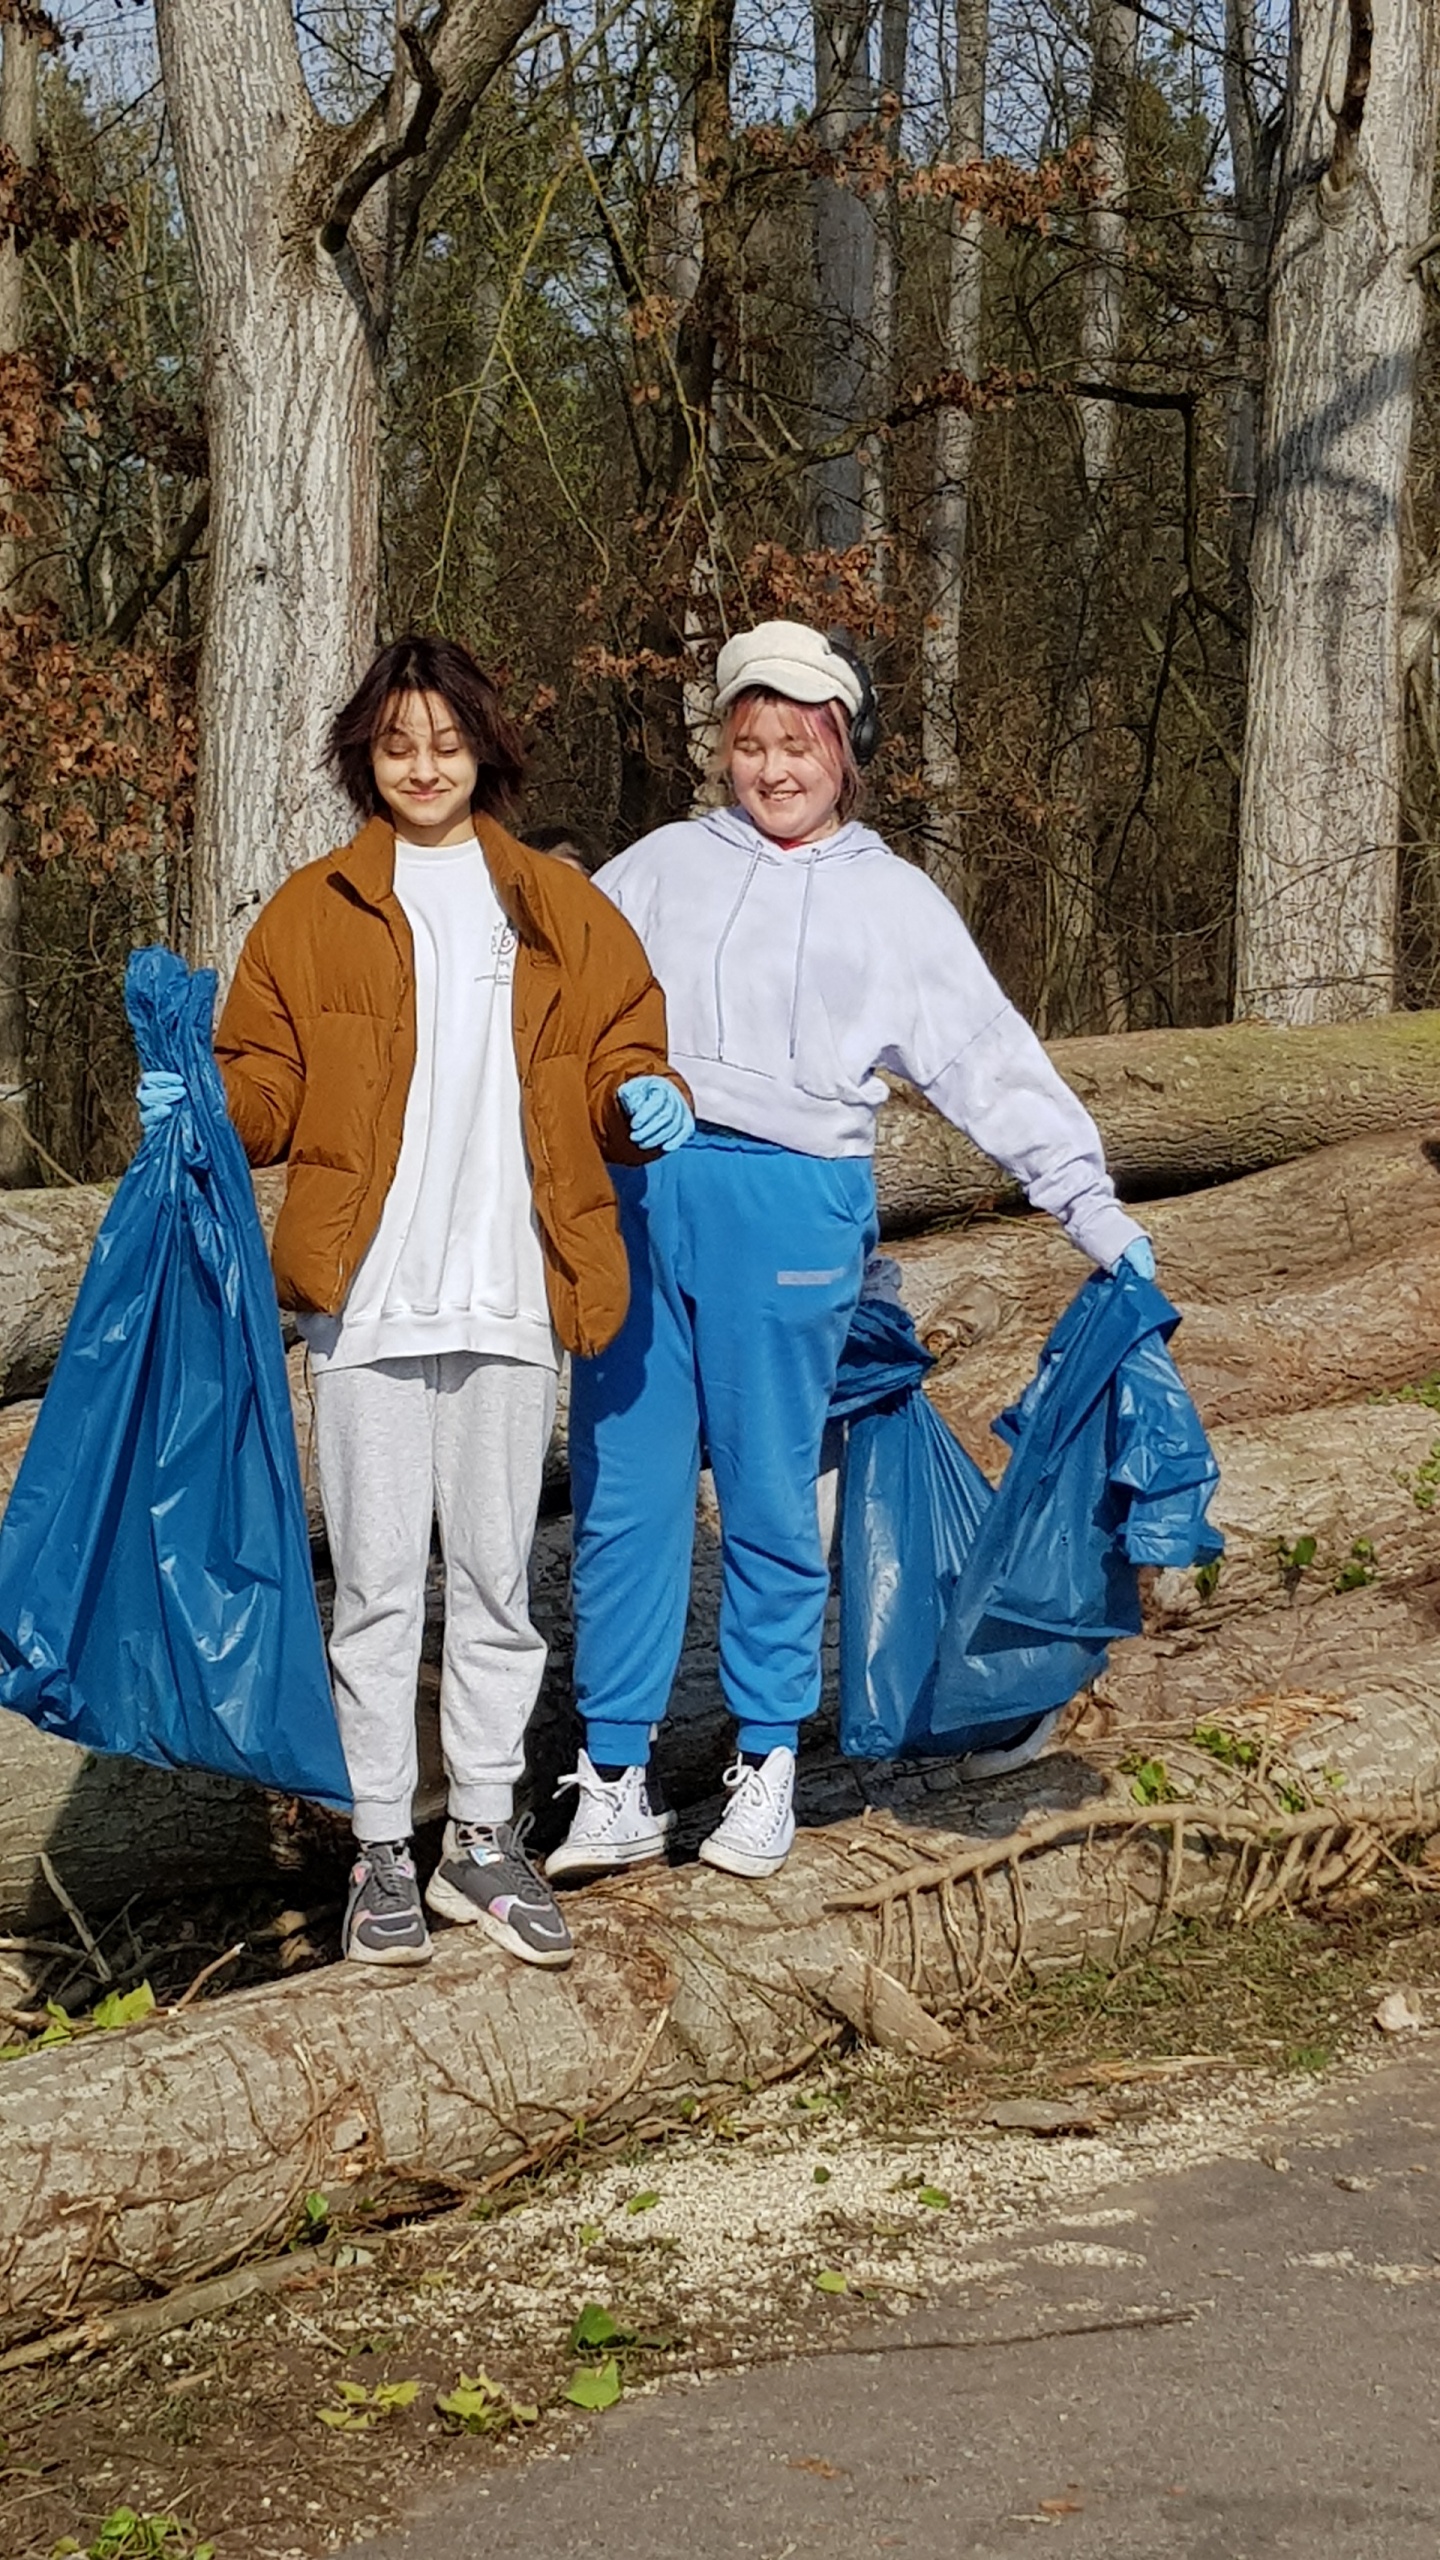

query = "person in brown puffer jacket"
[146,636,692,1973]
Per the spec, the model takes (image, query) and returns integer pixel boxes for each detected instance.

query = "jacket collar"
[329,813,555,954]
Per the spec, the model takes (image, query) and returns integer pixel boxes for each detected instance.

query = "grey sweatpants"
[311,1351,558,1843]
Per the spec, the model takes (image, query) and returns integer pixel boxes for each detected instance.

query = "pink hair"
[716,687,862,820]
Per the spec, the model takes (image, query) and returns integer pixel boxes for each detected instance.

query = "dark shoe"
[425,1818,574,1968]
[343,1840,433,1967]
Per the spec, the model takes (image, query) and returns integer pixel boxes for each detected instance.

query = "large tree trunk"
[4,1123,1440,1931]
[899,1130,1440,1449]
[4,1016,1440,1399]
[1221,0,1267,602]
[0,1685,1433,2339]
[873,1007,1440,1228]
[154,0,544,984]
[860,0,909,565]
[0,16,38,1188]
[810,0,876,552]
[919,0,986,905]
[155,0,376,978]
[1043,0,1136,1035]
[1234,0,1440,1024]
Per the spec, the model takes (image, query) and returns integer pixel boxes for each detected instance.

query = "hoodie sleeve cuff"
[1066,1198,1147,1271]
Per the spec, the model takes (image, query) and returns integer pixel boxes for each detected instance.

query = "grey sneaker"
[952,1706,1064,1780]
[343,1840,433,1968]
[425,1818,574,1968]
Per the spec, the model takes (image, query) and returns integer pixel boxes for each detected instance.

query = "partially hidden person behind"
[549,619,1154,1888]
[138,635,693,1970]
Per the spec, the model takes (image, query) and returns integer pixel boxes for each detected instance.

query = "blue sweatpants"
[570,1128,877,1768]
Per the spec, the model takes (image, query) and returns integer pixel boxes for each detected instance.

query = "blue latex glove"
[137,1069,187,1133]
[618,1075,694,1154]
[1117,1235,1156,1282]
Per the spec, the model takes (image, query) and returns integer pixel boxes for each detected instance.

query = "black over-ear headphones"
[825,629,880,766]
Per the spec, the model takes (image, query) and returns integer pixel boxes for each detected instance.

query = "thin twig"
[0,1093,80,1187]
[170,1943,246,2014]
[0,2247,332,2375]
[37,1855,112,1983]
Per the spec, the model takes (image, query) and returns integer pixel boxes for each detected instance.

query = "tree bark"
[0,1687,1432,2339]
[1234,0,1440,1023]
[154,0,544,983]
[0,16,38,1188]
[860,0,909,565]
[1043,0,1136,1035]
[1221,0,1268,601]
[874,1007,1440,1227]
[5,1017,1440,1399]
[919,0,986,905]
[810,0,876,552]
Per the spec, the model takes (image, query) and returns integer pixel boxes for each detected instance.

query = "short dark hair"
[526,821,608,875]
[325,635,527,821]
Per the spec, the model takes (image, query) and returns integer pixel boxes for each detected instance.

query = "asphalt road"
[353,2051,1440,2560]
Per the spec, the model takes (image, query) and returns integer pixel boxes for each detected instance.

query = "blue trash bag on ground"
[836,1264,1221,1763]
[0,946,350,1807]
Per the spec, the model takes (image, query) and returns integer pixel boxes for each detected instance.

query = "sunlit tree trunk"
[861,0,909,572]
[1043,0,1135,1034]
[1221,0,1268,601]
[0,14,37,1185]
[154,0,541,982]
[1235,0,1440,1024]
[811,0,876,554]
[920,0,986,907]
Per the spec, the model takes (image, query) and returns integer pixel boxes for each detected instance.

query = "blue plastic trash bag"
[836,1264,1221,1763]
[0,946,350,1808]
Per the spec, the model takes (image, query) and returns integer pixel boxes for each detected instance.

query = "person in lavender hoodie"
[548,620,1154,1886]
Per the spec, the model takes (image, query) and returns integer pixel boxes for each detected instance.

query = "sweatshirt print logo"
[482,921,518,984]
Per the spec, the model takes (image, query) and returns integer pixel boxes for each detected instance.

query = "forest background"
[0,0,1434,1188]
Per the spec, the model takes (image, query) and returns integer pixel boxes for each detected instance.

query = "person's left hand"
[1117,1235,1156,1281]
[137,1070,187,1133]
[618,1076,694,1154]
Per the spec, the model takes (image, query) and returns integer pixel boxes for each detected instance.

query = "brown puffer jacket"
[215,813,685,1358]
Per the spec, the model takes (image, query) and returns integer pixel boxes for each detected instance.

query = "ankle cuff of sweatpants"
[585,1719,654,1770]
[448,1781,516,1827]
[352,1799,414,1846]
[735,1722,800,1761]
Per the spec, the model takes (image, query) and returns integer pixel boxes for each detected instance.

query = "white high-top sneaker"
[698,1747,796,1879]
[546,1751,674,1883]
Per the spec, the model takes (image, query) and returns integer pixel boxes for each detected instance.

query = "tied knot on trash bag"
[0,947,349,1808]
[833,1263,1222,1763]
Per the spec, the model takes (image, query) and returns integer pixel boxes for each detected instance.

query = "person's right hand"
[137,1070,187,1133]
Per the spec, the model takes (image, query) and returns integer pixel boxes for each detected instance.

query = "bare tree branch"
[318,21,442,257]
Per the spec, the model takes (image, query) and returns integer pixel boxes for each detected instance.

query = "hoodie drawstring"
[713,845,762,1060]
[787,847,819,1062]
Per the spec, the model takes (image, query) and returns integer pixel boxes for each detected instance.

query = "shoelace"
[359,1842,417,1910]
[455,1815,545,1888]
[554,1764,618,1806]
[721,1759,769,1810]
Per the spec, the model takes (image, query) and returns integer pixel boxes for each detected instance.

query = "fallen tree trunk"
[2,1131,1437,1930]
[4,1020,1440,1397]
[874,1009,1440,1229]
[0,1684,1433,2340]
[900,1132,1440,1454]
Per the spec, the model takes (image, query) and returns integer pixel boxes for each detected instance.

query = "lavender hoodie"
[595,806,1142,1270]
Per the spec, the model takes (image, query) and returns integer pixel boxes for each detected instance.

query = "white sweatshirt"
[595,807,1143,1271]
[300,836,557,1373]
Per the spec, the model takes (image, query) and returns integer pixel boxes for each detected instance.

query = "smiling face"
[370,689,480,846]
[726,695,846,845]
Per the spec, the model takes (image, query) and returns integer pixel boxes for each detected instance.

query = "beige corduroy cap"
[714,620,864,718]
